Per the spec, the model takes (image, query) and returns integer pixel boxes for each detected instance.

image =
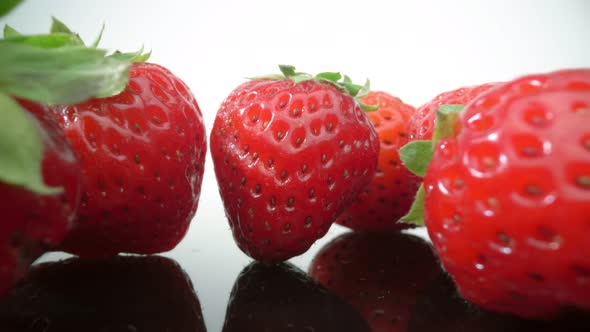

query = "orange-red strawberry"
[50,62,207,257]
[0,99,80,298]
[210,66,379,263]
[336,91,419,231]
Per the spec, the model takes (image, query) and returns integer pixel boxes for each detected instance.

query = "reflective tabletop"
[1,222,588,331]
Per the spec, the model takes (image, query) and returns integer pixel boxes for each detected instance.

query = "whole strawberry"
[0,99,80,297]
[336,91,419,231]
[51,62,207,257]
[403,69,590,318]
[309,232,442,332]
[409,83,498,140]
[210,65,379,263]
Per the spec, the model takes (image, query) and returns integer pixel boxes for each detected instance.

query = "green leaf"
[290,74,314,84]
[0,42,131,105]
[110,46,151,63]
[341,81,363,97]
[253,65,372,101]
[50,17,74,34]
[0,0,23,18]
[0,92,62,194]
[399,140,434,177]
[279,64,297,77]
[90,24,105,48]
[358,101,379,112]
[400,184,425,226]
[357,79,371,98]
[432,104,464,145]
[316,71,341,82]
[50,17,85,45]
[2,33,85,48]
[3,24,21,38]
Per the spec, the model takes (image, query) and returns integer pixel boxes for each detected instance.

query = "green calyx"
[0,92,62,194]
[254,65,379,112]
[0,17,148,194]
[0,0,23,19]
[399,104,465,226]
[1,17,151,104]
[110,46,152,63]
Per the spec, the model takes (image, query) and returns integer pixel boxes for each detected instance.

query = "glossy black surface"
[0,255,206,332]
[0,227,588,331]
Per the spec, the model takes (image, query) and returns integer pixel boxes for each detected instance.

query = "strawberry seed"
[576,175,590,189]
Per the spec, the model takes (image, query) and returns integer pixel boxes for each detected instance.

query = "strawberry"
[0,255,206,332]
[409,83,499,140]
[0,99,80,298]
[210,65,379,263]
[401,68,590,318]
[222,261,370,332]
[1,17,136,296]
[336,91,419,231]
[309,231,442,332]
[50,62,207,257]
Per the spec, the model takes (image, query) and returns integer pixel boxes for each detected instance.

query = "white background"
[2,1,589,330]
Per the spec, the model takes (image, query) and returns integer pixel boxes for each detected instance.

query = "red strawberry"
[309,231,442,332]
[50,62,207,257]
[409,83,499,140]
[0,99,80,297]
[336,91,420,231]
[416,69,590,318]
[0,255,206,332]
[222,261,370,332]
[210,66,379,263]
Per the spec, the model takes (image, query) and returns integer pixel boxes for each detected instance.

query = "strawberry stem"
[432,104,464,145]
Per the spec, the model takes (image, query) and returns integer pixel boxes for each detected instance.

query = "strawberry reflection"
[223,262,370,332]
[0,255,206,332]
[310,231,590,332]
[408,273,590,332]
[309,231,443,332]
